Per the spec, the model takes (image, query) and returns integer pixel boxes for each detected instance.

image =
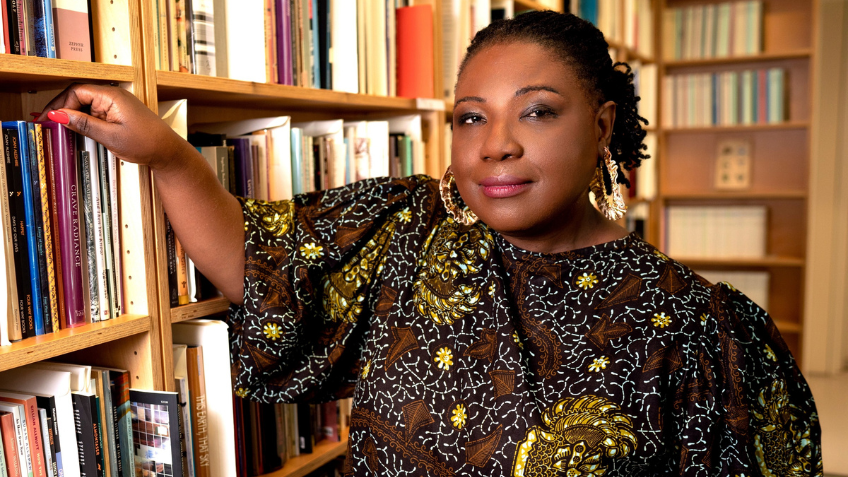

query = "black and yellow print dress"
[227,176,822,477]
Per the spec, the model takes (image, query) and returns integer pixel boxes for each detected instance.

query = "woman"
[41,11,821,476]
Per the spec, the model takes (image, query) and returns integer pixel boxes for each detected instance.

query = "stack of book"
[0,0,94,60]
[577,0,654,57]
[662,1,763,61]
[1,121,123,346]
[153,0,435,98]
[0,362,144,477]
[665,205,767,258]
[661,68,786,128]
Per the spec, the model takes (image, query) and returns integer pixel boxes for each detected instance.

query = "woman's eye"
[526,108,557,119]
[459,114,484,125]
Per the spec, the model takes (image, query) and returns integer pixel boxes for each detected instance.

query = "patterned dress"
[227,176,822,477]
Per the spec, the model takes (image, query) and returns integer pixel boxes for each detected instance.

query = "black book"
[164,215,178,307]
[72,392,100,477]
[26,123,54,334]
[4,128,34,339]
[186,132,226,148]
[93,395,105,477]
[129,390,183,477]
[35,394,63,477]
[317,0,331,90]
[5,0,21,54]
[42,412,59,477]
[296,403,313,454]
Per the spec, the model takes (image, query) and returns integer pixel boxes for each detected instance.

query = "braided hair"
[457,10,649,188]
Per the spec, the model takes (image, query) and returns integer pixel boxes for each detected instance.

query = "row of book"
[630,61,657,127]
[0,361,158,477]
[153,0,436,99]
[158,100,427,305]
[0,0,94,60]
[695,270,770,311]
[662,1,763,61]
[1,121,123,346]
[577,0,654,57]
[661,68,786,128]
[665,205,767,259]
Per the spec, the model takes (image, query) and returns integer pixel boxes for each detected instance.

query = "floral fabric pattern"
[228,176,822,476]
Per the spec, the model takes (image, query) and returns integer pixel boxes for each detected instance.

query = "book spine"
[96,146,116,320]
[38,410,55,477]
[186,346,210,477]
[1,0,10,54]
[71,394,97,477]
[34,396,61,477]
[164,215,178,307]
[16,123,45,335]
[41,122,86,328]
[77,150,99,322]
[107,371,132,477]
[88,147,108,322]
[29,0,46,56]
[91,397,103,477]
[41,128,65,331]
[106,151,121,318]
[191,0,216,76]
[15,0,27,55]
[6,396,47,477]
[97,376,115,477]
[34,124,59,333]
[0,128,22,341]
[0,413,22,477]
[185,0,196,74]
[26,123,52,335]
[3,127,34,339]
[175,236,188,305]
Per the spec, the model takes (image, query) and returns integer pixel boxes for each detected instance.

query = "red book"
[52,0,93,61]
[0,392,46,477]
[1,0,10,54]
[320,402,339,442]
[35,121,86,328]
[396,5,434,99]
[1,411,22,477]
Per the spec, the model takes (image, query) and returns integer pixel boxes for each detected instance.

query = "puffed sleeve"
[664,282,823,476]
[225,175,437,404]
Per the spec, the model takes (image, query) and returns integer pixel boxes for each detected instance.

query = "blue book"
[226,138,253,198]
[311,0,321,89]
[25,123,53,333]
[29,0,49,57]
[3,121,45,335]
[43,0,56,58]
[712,74,719,125]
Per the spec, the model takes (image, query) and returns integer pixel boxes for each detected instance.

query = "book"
[172,320,236,477]
[32,124,58,334]
[90,371,113,477]
[1,411,22,477]
[0,365,81,477]
[33,395,61,477]
[0,405,28,477]
[71,392,98,477]
[24,123,52,335]
[76,148,99,323]
[52,0,92,61]
[396,5,434,99]
[0,391,47,477]
[185,346,209,477]
[171,345,195,477]
[37,409,55,477]
[104,369,132,477]
[96,146,118,320]
[329,0,357,93]
[40,126,63,332]
[666,205,767,258]
[0,126,22,343]
[128,390,183,477]
[696,270,769,311]
[35,121,86,329]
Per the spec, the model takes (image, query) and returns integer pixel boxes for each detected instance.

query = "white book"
[662,8,676,60]
[732,1,747,57]
[751,1,763,54]
[638,64,657,127]
[172,320,237,477]
[330,0,359,93]
[365,0,388,96]
[636,132,657,200]
[624,0,636,50]
[172,344,196,477]
[472,0,490,34]
[38,409,53,477]
[715,3,730,58]
[187,258,197,303]
[386,115,425,175]
[222,0,266,82]
[106,150,123,318]
[691,5,703,59]
[83,137,110,322]
[696,270,770,310]
[703,4,716,58]
[0,367,80,477]
[293,120,345,189]
[365,121,390,179]
[441,0,460,100]
[212,0,229,77]
[768,68,784,123]
[667,205,766,258]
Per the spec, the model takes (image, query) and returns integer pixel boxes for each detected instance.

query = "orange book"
[396,5,435,99]
[186,346,211,477]
[0,392,46,477]
[1,411,22,477]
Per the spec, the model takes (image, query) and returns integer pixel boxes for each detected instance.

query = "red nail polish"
[47,110,70,125]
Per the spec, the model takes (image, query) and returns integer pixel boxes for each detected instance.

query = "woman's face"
[451,41,616,250]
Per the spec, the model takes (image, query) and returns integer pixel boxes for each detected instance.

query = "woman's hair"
[458,10,649,188]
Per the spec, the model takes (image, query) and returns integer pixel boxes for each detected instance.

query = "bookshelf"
[653,0,818,361]
[0,0,166,395]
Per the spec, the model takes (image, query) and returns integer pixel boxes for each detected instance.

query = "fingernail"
[29,112,40,120]
[47,110,70,125]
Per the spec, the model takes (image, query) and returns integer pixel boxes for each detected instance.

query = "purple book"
[36,121,86,328]
[226,138,254,198]
[275,0,293,85]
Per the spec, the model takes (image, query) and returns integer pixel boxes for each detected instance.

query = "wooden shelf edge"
[663,49,812,68]
[679,256,805,268]
[774,321,802,334]
[662,191,807,200]
[170,297,231,323]
[0,315,152,372]
[156,71,438,112]
[259,437,348,477]
[0,56,135,83]
[607,39,655,64]
[661,122,809,133]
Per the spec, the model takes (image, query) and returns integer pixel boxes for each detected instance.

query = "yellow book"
[35,124,60,334]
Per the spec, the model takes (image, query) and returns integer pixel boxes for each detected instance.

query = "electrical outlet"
[715,139,752,190]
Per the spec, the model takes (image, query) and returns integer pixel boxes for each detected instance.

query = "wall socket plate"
[715,139,752,189]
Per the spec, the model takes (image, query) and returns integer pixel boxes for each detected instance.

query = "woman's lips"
[479,176,532,198]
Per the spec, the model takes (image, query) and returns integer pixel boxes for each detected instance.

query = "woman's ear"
[595,100,617,154]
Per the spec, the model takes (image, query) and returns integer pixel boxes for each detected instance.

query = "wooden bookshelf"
[514,0,561,12]
[0,56,136,89]
[260,436,348,477]
[654,0,816,362]
[663,49,812,68]
[170,297,231,323]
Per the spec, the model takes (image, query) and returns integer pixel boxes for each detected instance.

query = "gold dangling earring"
[439,166,479,226]
[589,147,627,221]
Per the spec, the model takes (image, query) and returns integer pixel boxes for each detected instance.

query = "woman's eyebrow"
[455,96,486,105]
[515,85,563,97]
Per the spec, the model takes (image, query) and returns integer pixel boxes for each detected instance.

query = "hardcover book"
[0,411,23,477]
[128,390,183,477]
[52,0,92,61]
[71,392,98,477]
[0,391,47,477]
[0,127,22,342]
[33,124,59,334]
